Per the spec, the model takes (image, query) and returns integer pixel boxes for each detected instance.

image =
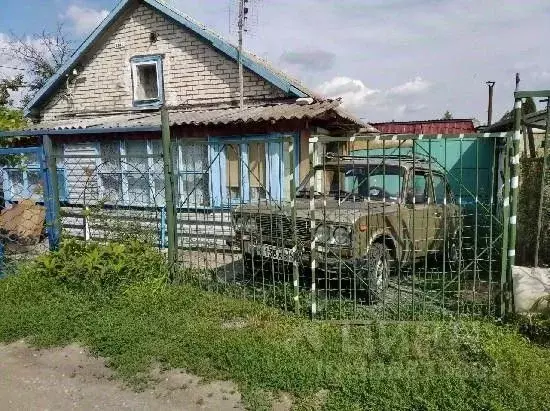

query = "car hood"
[233,198,399,225]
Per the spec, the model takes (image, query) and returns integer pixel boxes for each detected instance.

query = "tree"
[0,24,73,107]
[523,97,538,158]
[497,97,538,157]
[442,111,453,120]
[0,75,25,107]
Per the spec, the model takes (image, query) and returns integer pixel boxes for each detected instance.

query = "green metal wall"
[352,138,496,206]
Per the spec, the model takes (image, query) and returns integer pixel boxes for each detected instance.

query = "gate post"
[161,108,178,272]
[505,97,522,314]
[42,134,61,250]
[288,136,300,315]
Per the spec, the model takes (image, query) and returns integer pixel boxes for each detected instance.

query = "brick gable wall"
[41,2,287,121]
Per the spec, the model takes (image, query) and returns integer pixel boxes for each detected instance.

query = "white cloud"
[62,5,109,36]
[388,77,432,97]
[317,76,433,119]
[317,76,380,110]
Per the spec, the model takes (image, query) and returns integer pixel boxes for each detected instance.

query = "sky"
[1,0,549,124]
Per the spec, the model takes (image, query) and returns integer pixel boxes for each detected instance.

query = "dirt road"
[0,341,244,411]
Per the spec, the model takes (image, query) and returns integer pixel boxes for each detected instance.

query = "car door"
[431,173,449,253]
[407,170,439,259]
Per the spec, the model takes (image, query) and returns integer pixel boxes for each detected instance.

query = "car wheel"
[357,243,392,303]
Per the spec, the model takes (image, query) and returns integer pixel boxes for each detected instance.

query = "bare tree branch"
[1,24,73,107]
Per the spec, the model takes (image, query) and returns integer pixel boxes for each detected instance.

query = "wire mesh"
[52,140,165,248]
[42,132,510,321]
[0,147,50,277]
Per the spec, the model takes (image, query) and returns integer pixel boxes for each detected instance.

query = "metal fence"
[3,97,535,321]
[33,126,521,322]
[0,146,54,276]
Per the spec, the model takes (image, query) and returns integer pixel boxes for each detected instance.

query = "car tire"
[357,242,392,303]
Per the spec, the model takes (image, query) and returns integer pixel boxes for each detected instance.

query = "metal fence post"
[161,108,178,271]
[309,137,317,319]
[505,97,522,314]
[288,136,300,315]
[42,134,61,250]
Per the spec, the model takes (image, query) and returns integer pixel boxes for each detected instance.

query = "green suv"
[232,154,461,301]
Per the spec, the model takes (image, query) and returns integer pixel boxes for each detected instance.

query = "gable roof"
[24,0,314,116]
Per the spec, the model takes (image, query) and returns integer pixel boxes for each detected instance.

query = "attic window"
[131,55,163,107]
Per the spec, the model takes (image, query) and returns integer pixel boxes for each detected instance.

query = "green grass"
[1,242,550,410]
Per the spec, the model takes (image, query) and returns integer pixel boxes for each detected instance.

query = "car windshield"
[298,164,405,201]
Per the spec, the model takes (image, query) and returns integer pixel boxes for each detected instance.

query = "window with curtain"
[225,143,241,202]
[177,142,209,207]
[248,142,266,201]
[99,141,123,204]
[98,140,165,207]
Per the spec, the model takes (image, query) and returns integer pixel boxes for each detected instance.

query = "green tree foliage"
[442,110,453,120]
[523,96,537,116]
[0,106,27,132]
[0,75,25,107]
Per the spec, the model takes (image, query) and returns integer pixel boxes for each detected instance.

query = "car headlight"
[315,224,332,243]
[333,226,351,246]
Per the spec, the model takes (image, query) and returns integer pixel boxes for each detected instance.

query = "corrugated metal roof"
[25,100,375,133]
[372,119,476,134]
[486,109,548,132]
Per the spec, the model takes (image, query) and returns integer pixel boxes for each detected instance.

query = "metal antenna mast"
[237,0,249,109]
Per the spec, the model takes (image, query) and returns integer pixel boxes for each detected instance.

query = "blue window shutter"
[209,141,225,207]
[240,143,250,203]
[267,141,282,202]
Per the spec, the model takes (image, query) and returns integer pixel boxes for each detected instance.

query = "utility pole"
[486,81,495,126]
[237,0,249,109]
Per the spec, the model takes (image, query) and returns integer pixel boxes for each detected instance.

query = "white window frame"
[130,55,164,108]
[96,139,165,207]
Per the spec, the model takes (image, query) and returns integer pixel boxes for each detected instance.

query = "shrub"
[30,239,168,294]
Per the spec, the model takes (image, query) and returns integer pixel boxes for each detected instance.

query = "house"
[2,0,374,248]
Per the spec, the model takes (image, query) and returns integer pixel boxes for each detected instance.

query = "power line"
[0,65,26,72]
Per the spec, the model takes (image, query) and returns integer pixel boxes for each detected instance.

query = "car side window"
[432,174,454,205]
[407,172,429,204]
[432,174,446,205]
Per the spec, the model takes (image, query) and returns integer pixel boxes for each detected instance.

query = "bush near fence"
[517,157,550,266]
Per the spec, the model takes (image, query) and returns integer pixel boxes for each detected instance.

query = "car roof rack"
[324,152,434,163]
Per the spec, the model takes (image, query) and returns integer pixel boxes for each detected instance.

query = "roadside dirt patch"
[0,341,244,410]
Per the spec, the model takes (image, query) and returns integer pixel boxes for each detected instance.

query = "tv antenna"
[237,0,250,108]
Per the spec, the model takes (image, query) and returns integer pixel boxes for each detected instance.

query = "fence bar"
[309,139,317,319]
[42,134,61,250]
[311,132,514,143]
[505,97,522,314]
[161,108,177,270]
[534,99,550,267]
[514,90,550,99]
[288,137,300,315]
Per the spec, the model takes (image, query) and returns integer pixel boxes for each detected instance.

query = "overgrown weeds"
[30,239,168,294]
[1,240,550,410]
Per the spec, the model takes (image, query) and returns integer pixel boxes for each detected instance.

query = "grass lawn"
[1,241,550,410]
